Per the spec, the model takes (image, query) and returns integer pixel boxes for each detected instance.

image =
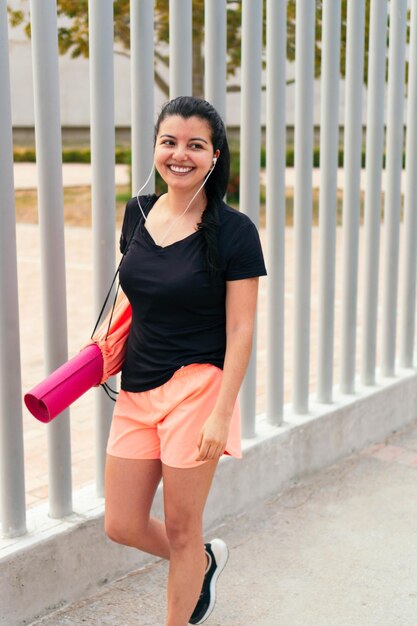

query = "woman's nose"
[172,145,188,161]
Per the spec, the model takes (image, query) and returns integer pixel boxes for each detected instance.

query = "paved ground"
[29,418,417,626]
[13,163,131,189]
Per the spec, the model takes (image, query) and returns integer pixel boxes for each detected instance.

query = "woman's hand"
[196,412,231,462]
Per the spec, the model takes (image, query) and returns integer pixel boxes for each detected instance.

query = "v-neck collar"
[140,194,202,250]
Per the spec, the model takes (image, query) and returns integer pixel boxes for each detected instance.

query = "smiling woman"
[103,96,267,626]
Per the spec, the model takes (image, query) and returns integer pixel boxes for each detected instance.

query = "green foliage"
[62,148,91,163]
[115,190,132,204]
[8,0,243,97]
[13,147,131,164]
[10,0,411,96]
[155,170,166,196]
[6,5,24,27]
[227,149,240,202]
[13,148,36,162]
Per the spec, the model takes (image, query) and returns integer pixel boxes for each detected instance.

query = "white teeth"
[169,165,193,173]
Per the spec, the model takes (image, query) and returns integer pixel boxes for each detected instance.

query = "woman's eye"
[190,143,203,150]
[161,139,174,146]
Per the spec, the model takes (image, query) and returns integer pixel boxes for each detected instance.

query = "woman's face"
[154,115,218,193]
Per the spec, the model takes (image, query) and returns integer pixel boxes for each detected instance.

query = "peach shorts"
[106,363,241,469]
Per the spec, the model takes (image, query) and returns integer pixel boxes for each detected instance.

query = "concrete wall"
[2,369,417,625]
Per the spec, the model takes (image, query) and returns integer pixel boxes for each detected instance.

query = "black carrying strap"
[90,194,154,400]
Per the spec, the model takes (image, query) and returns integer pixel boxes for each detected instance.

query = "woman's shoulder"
[217,201,267,278]
[120,194,158,253]
[217,201,259,233]
[125,194,158,216]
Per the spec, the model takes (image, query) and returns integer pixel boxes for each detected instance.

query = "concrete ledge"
[2,369,417,625]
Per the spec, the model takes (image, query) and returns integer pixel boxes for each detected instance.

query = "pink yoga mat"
[24,344,103,423]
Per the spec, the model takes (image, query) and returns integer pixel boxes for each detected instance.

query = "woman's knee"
[104,515,128,546]
[165,513,202,551]
[104,513,144,547]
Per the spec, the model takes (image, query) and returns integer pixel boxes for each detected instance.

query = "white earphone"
[212,156,218,166]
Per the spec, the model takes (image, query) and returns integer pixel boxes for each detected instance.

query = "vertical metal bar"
[0,0,26,537]
[339,0,365,394]
[381,0,408,377]
[316,0,342,403]
[293,0,315,414]
[239,0,263,437]
[88,0,116,497]
[204,0,227,121]
[361,0,388,385]
[266,0,286,425]
[131,0,155,195]
[29,0,72,518]
[399,0,417,368]
[169,0,192,98]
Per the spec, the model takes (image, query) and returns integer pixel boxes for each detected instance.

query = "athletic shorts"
[106,363,242,469]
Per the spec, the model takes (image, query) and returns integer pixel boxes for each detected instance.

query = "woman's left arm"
[196,276,259,462]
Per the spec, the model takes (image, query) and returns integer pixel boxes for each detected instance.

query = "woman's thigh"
[162,460,219,541]
[105,455,162,535]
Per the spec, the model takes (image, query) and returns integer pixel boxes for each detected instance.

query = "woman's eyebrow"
[190,137,208,144]
[159,133,208,144]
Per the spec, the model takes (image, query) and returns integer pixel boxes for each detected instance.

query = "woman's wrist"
[210,403,234,424]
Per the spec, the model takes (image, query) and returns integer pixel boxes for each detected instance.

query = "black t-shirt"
[119,194,267,392]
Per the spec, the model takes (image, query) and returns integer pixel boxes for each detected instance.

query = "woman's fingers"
[196,439,225,462]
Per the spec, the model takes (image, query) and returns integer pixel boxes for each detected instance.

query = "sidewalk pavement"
[29,418,417,626]
[13,163,130,189]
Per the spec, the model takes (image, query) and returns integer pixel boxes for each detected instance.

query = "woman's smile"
[168,164,195,175]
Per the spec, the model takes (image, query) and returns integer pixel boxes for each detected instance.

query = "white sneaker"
[188,538,229,624]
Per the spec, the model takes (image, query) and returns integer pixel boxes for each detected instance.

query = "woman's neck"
[163,187,207,218]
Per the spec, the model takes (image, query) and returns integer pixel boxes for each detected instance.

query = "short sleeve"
[119,198,139,254]
[119,195,156,254]
[225,222,267,281]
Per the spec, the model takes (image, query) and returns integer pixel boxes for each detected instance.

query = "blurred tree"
[7,0,243,97]
[7,0,410,96]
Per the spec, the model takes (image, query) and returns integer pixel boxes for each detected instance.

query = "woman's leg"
[104,455,170,559]
[162,460,219,626]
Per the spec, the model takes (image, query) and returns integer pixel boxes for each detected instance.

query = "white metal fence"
[1,0,417,542]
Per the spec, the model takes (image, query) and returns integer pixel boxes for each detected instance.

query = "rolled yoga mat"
[24,344,103,423]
